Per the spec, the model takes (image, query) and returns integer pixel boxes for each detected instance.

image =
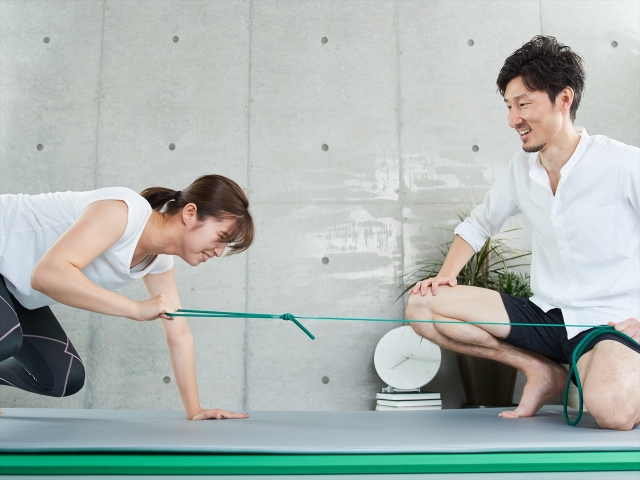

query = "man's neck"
[539,124,581,194]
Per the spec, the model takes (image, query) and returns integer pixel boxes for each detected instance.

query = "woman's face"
[181,212,236,266]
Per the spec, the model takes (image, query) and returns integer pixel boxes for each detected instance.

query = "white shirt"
[0,187,174,310]
[454,128,640,338]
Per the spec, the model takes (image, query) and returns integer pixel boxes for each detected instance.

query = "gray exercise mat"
[1,406,638,454]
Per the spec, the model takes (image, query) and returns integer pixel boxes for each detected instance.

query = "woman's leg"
[0,278,23,363]
[0,278,85,397]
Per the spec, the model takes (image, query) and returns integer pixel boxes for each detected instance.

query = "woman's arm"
[31,200,174,321]
[143,269,249,420]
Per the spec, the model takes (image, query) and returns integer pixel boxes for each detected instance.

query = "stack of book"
[375,391,442,411]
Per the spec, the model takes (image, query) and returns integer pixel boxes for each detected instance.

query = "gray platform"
[1,406,639,454]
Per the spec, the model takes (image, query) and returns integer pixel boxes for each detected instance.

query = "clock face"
[374,326,441,390]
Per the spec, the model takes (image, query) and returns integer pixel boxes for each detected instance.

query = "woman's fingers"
[133,293,178,321]
[216,410,250,420]
[191,408,250,420]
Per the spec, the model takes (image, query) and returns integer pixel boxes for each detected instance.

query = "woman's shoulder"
[74,187,149,217]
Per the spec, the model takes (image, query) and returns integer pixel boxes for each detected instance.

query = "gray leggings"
[0,275,85,397]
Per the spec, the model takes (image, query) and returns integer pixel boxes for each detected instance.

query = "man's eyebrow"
[504,93,531,102]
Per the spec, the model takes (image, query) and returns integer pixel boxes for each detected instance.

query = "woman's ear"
[181,203,198,227]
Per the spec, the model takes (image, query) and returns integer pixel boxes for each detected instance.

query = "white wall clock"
[374,326,441,390]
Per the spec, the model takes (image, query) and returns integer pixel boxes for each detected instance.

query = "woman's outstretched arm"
[143,269,249,421]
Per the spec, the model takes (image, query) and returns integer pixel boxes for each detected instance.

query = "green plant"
[400,210,532,298]
[495,270,532,298]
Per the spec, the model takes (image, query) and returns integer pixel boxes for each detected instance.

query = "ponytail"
[139,187,178,212]
[140,175,254,254]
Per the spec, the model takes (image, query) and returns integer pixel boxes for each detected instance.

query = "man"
[406,35,639,431]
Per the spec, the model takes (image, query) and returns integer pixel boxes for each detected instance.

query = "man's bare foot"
[499,360,567,419]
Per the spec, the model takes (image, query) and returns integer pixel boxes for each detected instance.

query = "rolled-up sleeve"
[454,159,521,252]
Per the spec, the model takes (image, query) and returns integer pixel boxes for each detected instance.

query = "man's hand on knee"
[607,317,640,342]
[409,276,457,296]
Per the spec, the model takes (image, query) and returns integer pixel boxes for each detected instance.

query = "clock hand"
[389,356,410,370]
[406,355,439,362]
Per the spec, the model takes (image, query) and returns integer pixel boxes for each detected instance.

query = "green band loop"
[563,326,636,426]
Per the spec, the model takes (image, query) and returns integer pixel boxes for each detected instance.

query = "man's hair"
[497,35,586,121]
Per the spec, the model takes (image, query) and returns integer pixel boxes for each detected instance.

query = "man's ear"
[556,86,574,114]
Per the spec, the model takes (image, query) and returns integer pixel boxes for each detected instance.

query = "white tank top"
[0,187,174,309]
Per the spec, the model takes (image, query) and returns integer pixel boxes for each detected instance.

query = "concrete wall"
[1,0,638,411]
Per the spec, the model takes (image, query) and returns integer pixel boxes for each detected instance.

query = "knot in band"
[173,190,181,201]
[281,313,295,321]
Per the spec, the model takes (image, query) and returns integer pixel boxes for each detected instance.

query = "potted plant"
[402,211,532,407]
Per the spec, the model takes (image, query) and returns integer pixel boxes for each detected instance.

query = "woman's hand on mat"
[188,407,250,421]
[608,317,640,342]
[410,276,457,296]
[132,293,177,321]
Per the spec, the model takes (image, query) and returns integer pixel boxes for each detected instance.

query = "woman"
[0,174,253,420]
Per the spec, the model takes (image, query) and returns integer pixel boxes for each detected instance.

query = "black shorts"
[500,293,640,367]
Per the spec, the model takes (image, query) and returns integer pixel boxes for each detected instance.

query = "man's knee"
[584,380,639,431]
[591,409,636,431]
[405,289,437,319]
[407,295,443,342]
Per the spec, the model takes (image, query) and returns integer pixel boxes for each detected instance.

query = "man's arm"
[409,157,523,297]
[410,235,475,296]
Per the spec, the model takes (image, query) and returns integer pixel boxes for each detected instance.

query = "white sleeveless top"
[0,187,174,309]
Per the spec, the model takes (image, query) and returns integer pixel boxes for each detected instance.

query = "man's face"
[503,76,563,153]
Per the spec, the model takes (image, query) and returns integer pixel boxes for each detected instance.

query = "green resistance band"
[167,309,638,427]
[563,327,637,426]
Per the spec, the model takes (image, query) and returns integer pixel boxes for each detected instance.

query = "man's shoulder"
[586,134,639,159]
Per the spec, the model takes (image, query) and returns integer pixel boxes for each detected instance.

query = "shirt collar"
[528,127,589,194]
[560,126,589,177]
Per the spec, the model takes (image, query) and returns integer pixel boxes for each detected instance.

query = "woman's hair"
[496,35,586,121]
[140,175,254,254]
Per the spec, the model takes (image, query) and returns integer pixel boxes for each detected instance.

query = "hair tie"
[174,190,181,201]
